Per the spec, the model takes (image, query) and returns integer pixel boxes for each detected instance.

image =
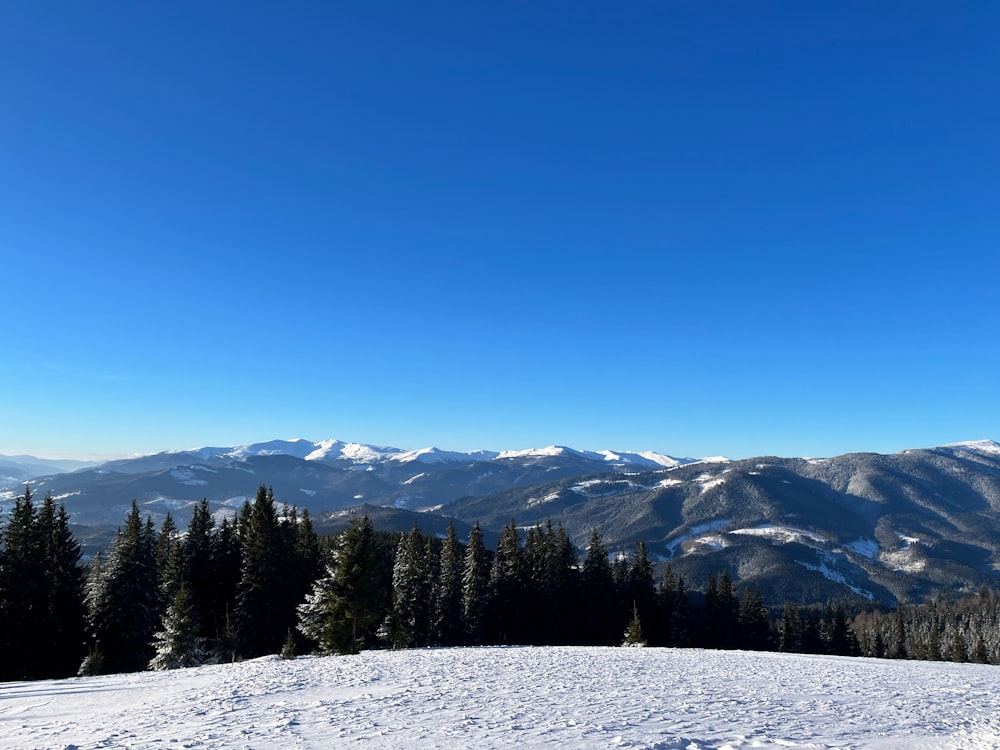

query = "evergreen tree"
[35,494,86,678]
[548,523,579,644]
[84,501,159,674]
[206,515,242,656]
[389,524,432,649]
[890,607,908,659]
[0,486,43,679]
[155,513,182,611]
[626,541,656,636]
[581,529,617,644]
[432,521,464,646]
[149,583,205,670]
[234,486,290,658]
[486,519,525,644]
[778,603,802,653]
[738,587,771,651]
[297,515,387,654]
[951,630,969,662]
[623,601,646,647]
[461,522,490,645]
[180,500,214,640]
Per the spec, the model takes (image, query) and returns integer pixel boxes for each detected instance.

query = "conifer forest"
[1,484,999,681]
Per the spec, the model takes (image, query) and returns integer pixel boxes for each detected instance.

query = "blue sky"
[2,2,998,461]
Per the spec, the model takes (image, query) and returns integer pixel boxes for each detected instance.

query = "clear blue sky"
[2,2,998,461]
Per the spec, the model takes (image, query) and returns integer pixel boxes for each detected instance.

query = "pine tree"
[778,603,802,653]
[206,515,241,656]
[179,500,214,640]
[461,522,490,645]
[84,501,159,674]
[738,587,771,651]
[149,584,205,670]
[623,601,646,647]
[581,529,617,644]
[36,494,86,678]
[486,519,525,644]
[234,486,289,658]
[0,486,43,679]
[389,525,432,649]
[155,513,182,612]
[297,515,386,654]
[656,568,692,647]
[432,521,464,646]
[626,541,656,638]
[891,607,908,659]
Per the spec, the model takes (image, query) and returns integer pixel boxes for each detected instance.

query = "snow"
[3,647,998,749]
[942,439,1000,456]
[846,538,880,561]
[667,519,733,557]
[730,525,827,545]
[496,446,573,459]
[796,550,875,600]
[696,473,726,493]
[390,447,499,464]
[169,468,208,486]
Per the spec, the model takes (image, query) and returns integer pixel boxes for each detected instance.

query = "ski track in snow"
[1,647,998,749]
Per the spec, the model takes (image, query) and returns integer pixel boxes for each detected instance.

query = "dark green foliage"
[388,524,434,648]
[703,570,739,648]
[623,601,646,646]
[234,486,287,657]
[484,519,526,644]
[432,521,464,646]
[657,564,690,647]
[84,501,159,674]
[155,513,182,610]
[738,587,771,651]
[297,515,388,654]
[149,583,205,670]
[0,488,86,679]
[461,522,491,645]
[233,487,319,658]
[625,541,656,631]
[581,529,618,644]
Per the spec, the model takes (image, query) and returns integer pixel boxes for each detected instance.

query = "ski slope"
[1,646,998,749]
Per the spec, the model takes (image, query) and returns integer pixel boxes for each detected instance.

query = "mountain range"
[4,438,1000,607]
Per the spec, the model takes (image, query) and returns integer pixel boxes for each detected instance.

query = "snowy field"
[1,647,998,749]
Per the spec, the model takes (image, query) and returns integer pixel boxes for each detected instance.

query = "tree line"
[1,484,998,680]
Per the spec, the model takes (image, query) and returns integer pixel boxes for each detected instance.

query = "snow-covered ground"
[1,646,998,749]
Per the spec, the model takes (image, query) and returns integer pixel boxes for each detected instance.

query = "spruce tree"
[297,515,386,654]
[36,494,86,678]
[206,515,242,655]
[149,583,205,670]
[486,519,525,644]
[84,501,159,674]
[778,603,802,653]
[0,486,43,679]
[581,528,617,644]
[626,541,656,638]
[461,522,490,645]
[389,525,432,649]
[433,521,464,646]
[623,601,646,647]
[738,587,770,650]
[234,486,289,658]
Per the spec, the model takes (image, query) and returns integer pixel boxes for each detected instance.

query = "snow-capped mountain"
[6,437,1000,607]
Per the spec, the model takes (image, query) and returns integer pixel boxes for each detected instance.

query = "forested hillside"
[1,484,999,682]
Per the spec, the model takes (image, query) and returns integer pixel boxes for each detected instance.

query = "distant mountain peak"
[942,439,1000,455]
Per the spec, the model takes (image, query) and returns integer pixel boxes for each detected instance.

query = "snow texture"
[2,647,998,749]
